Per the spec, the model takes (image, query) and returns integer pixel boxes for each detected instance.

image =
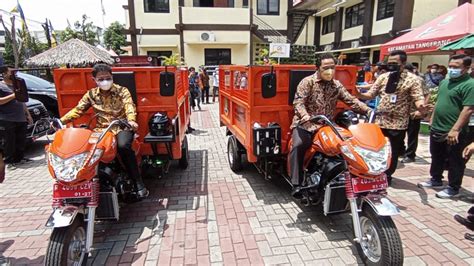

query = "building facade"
[123,0,305,67]
[293,0,471,67]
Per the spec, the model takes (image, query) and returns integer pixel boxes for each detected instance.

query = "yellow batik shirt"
[366,70,424,130]
[61,84,136,134]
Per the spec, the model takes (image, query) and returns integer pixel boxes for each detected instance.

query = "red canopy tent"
[380,3,474,59]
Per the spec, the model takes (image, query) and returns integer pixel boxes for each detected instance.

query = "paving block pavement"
[0,102,472,265]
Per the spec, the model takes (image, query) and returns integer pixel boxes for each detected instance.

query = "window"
[144,0,170,13]
[257,0,279,15]
[0,31,5,36]
[193,0,234,7]
[205,49,231,65]
[147,51,172,66]
[345,2,365,29]
[322,13,336,35]
[243,0,249,8]
[376,0,394,20]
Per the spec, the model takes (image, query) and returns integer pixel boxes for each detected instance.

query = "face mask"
[447,68,462,79]
[97,80,113,90]
[386,64,400,73]
[430,69,437,74]
[320,68,334,81]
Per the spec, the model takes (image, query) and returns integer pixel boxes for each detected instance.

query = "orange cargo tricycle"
[42,66,191,265]
[220,65,403,265]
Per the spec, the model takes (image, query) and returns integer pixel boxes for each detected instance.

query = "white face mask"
[97,80,113,91]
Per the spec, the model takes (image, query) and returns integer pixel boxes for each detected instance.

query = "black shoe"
[401,157,415,163]
[291,186,303,199]
[465,233,474,241]
[454,214,474,231]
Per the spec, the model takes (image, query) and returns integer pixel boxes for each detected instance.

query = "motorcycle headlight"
[49,152,89,182]
[353,141,391,175]
[88,149,103,166]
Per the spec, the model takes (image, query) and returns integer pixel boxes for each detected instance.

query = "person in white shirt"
[212,68,219,103]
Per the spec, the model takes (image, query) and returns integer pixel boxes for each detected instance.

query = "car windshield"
[17,72,55,90]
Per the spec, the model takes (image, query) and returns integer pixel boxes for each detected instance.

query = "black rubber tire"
[356,206,404,266]
[45,217,88,266]
[227,136,243,172]
[178,136,189,169]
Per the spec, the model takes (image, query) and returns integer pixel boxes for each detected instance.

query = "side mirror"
[160,71,175,97]
[261,72,276,98]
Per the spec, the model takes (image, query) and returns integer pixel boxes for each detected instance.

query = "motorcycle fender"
[45,206,84,228]
[360,194,400,216]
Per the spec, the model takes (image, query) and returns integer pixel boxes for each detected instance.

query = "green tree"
[60,14,98,45]
[103,21,126,55]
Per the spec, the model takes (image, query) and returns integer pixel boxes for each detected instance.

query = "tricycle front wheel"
[356,206,403,265]
[227,136,243,172]
[179,136,189,169]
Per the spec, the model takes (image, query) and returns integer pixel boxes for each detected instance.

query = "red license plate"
[352,175,388,193]
[53,181,93,199]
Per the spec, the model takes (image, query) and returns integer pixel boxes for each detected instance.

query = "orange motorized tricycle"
[42,66,191,265]
[220,65,403,265]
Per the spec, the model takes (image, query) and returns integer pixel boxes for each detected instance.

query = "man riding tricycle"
[42,64,191,265]
[220,54,403,265]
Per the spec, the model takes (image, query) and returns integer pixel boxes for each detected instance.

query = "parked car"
[17,72,58,117]
[26,98,51,142]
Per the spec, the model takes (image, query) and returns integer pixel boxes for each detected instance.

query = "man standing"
[424,64,444,89]
[212,67,219,103]
[357,50,426,184]
[401,63,431,163]
[290,53,371,198]
[0,65,33,181]
[418,54,473,198]
[199,67,210,104]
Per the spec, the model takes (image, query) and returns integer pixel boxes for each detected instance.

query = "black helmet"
[336,110,359,128]
[148,113,169,136]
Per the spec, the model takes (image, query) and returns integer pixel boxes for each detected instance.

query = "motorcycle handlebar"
[300,115,345,141]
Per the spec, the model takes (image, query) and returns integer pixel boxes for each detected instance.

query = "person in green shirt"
[418,54,474,198]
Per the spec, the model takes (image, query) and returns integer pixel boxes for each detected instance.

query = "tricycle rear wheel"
[227,136,243,172]
[179,136,189,169]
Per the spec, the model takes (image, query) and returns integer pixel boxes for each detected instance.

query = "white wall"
[320,32,334,45]
[184,31,250,44]
[411,0,458,28]
[253,0,288,30]
[134,0,179,29]
[182,7,249,24]
[371,0,393,36]
[408,54,450,71]
[341,25,363,41]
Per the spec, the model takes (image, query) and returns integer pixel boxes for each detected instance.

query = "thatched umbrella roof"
[26,38,114,67]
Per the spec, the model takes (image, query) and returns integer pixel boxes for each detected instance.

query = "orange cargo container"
[53,66,191,171]
[219,65,358,164]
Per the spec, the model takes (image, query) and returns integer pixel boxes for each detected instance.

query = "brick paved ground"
[0,102,473,265]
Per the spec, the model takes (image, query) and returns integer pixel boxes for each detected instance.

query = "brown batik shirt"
[61,84,136,134]
[365,70,424,130]
[409,75,430,119]
[291,73,371,132]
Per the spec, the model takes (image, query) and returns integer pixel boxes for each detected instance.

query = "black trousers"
[403,118,422,159]
[381,128,406,179]
[201,86,210,103]
[289,127,314,186]
[0,121,27,164]
[429,130,468,190]
[116,131,143,186]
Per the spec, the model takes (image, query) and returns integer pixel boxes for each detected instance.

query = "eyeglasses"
[96,77,112,82]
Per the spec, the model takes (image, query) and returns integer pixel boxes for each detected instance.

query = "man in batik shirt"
[61,64,148,198]
[290,53,371,198]
[358,50,427,185]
